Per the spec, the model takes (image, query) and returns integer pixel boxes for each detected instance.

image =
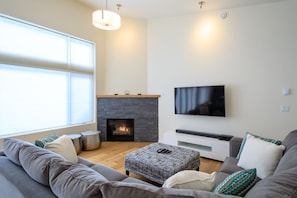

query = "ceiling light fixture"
[198,1,205,9]
[92,0,121,30]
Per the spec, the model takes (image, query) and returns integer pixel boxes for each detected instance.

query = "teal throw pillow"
[236,132,282,160]
[35,134,59,148]
[213,168,258,197]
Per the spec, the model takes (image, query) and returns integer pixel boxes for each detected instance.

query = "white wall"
[103,17,147,95]
[147,0,297,142]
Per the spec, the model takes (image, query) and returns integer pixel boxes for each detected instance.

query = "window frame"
[0,14,96,138]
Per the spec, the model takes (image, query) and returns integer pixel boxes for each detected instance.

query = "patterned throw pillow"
[213,168,258,197]
[236,132,282,160]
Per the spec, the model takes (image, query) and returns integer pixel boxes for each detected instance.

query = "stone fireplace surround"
[97,95,160,142]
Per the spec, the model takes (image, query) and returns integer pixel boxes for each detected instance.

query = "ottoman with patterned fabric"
[124,142,200,184]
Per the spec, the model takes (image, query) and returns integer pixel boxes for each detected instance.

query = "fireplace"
[97,95,159,142]
[107,119,134,141]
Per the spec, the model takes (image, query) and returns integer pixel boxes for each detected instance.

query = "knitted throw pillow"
[213,168,258,197]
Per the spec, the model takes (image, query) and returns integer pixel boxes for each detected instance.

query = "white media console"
[175,129,233,161]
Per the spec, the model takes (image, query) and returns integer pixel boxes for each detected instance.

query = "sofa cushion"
[100,181,239,198]
[237,134,285,179]
[45,135,78,163]
[0,156,57,198]
[100,181,162,198]
[213,168,258,197]
[282,129,297,152]
[163,170,216,191]
[35,134,59,148]
[218,157,243,175]
[89,164,128,181]
[49,158,108,198]
[78,156,128,181]
[274,144,297,174]
[122,177,155,186]
[245,167,297,198]
[19,144,65,186]
[2,138,34,165]
[236,132,282,160]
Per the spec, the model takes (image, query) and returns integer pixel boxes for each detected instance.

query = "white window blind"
[0,14,95,137]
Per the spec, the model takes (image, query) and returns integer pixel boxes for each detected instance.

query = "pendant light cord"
[101,0,108,19]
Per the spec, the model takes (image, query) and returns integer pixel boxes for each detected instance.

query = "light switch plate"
[281,105,290,112]
[282,88,291,95]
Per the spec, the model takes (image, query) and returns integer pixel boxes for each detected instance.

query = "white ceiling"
[78,0,287,19]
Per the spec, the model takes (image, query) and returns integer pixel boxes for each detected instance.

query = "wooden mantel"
[96,94,160,99]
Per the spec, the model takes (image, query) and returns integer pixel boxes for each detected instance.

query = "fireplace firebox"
[107,119,134,141]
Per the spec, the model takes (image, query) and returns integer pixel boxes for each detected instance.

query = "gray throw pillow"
[282,129,297,152]
[19,145,65,186]
[2,138,34,165]
[49,158,108,198]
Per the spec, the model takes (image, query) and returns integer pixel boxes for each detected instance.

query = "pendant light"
[92,0,121,30]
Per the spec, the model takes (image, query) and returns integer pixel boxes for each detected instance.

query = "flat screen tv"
[175,85,225,117]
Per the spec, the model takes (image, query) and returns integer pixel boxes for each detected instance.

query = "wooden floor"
[79,141,222,182]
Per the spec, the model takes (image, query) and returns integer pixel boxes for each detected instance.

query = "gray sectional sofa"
[0,129,297,198]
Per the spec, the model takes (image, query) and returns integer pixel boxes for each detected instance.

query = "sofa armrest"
[229,137,243,158]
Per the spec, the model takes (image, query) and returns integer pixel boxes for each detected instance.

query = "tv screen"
[175,85,225,117]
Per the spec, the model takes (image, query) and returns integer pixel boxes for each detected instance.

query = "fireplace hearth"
[107,119,134,141]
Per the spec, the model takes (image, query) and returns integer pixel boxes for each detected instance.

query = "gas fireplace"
[107,119,134,141]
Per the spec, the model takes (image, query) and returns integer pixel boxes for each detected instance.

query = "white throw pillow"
[45,135,78,163]
[163,170,216,191]
[237,134,285,179]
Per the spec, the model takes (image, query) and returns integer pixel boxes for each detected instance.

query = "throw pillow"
[236,132,282,160]
[49,158,108,198]
[35,134,59,148]
[213,168,258,197]
[237,134,285,179]
[45,135,78,163]
[281,129,297,152]
[19,144,65,186]
[2,138,34,166]
[163,170,216,191]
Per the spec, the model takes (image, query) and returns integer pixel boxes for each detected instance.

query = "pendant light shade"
[92,10,121,30]
[92,0,121,31]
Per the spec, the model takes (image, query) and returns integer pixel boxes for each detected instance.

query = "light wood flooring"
[79,141,222,182]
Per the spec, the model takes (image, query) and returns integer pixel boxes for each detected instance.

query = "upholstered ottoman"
[125,142,200,184]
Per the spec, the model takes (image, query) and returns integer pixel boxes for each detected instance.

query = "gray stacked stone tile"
[97,98,158,142]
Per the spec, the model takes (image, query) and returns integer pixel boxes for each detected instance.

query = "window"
[0,14,95,137]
